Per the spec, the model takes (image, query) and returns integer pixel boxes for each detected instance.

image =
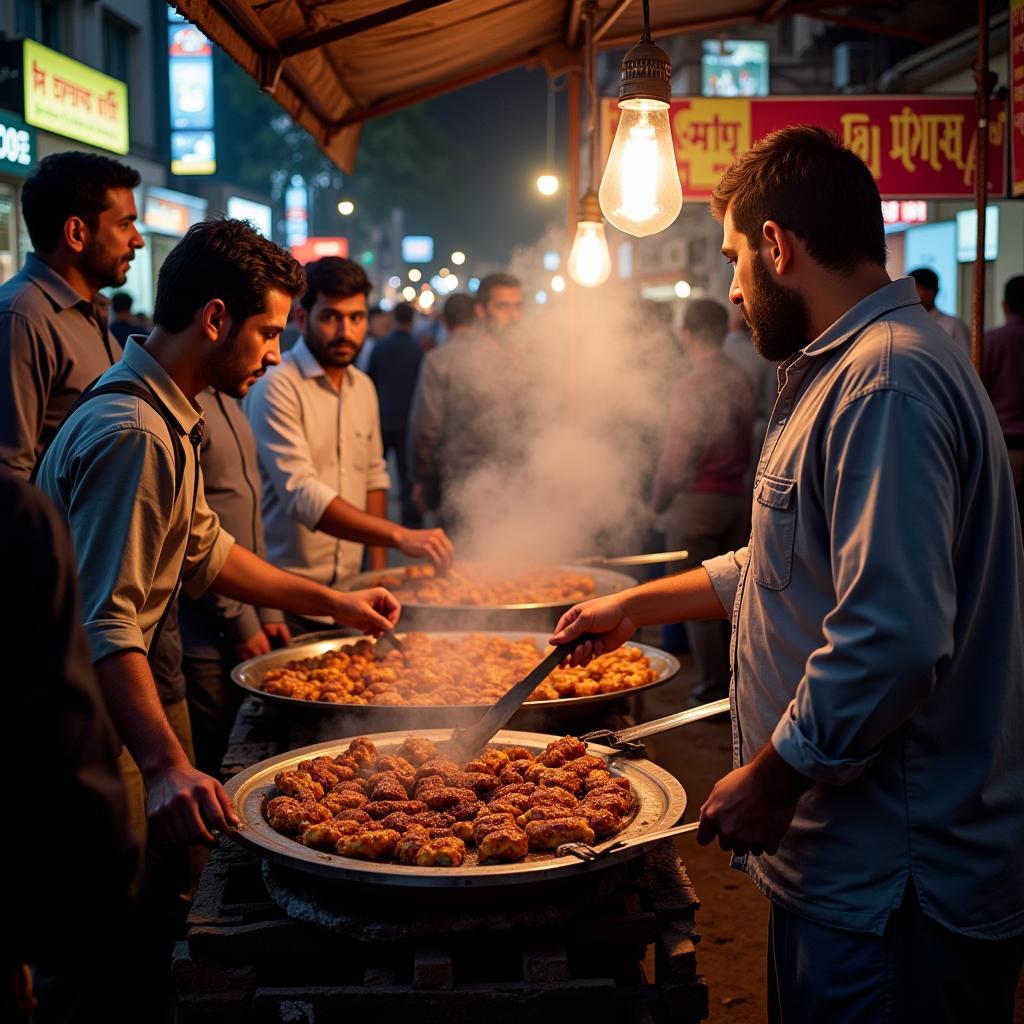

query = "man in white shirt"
[246,258,452,631]
[908,266,971,357]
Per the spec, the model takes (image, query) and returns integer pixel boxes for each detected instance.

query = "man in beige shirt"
[37,220,399,845]
[246,257,452,630]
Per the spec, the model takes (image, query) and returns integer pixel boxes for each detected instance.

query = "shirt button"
[776,416,787,426]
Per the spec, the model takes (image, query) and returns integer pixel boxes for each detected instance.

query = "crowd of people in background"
[2,146,1024,1020]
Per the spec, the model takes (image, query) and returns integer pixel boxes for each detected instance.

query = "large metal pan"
[230,630,680,725]
[225,726,686,902]
[340,563,637,631]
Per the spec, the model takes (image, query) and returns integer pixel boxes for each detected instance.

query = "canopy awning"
[171,0,944,172]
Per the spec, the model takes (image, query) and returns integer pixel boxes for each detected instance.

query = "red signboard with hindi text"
[601,95,1007,201]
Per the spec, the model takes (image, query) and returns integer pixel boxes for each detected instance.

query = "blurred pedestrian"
[3,471,140,1024]
[407,275,526,535]
[652,298,755,701]
[909,266,970,357]
[980,274,1024,521]
[355,302,392,372]
[245,257,452,634]
[109,291,137,346]
[368,301,423,527]
[0,151,143,477]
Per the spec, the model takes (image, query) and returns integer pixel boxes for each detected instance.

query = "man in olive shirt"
[0,151,143,476]
[38,219,400,845]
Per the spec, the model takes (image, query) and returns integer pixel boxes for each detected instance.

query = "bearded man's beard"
[746,253,812,362]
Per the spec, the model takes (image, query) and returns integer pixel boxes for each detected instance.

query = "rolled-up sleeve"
[772,387,958,785]
[703,547,748,614]
[245,372,337,528]
[0,313,53,478]
[180,470,234,599]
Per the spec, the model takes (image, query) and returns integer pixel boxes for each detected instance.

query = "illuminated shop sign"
[22,40,128,154]
[168,15,216,175]
[0,109,34,176]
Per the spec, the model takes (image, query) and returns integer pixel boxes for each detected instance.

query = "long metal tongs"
[557,821,700,862]
[581,696,731,756]
[578,549,690,568]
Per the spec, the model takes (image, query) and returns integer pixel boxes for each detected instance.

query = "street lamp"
[408,268,422,282]
[536,174,559,196]
[337,199,355,216]
[451,250,466,265]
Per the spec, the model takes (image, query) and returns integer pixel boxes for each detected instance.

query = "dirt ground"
[633,650,1024,1023]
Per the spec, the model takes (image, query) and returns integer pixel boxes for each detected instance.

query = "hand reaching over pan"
[550,595,639,667]
[328,586,401,637]
[394,525,455,572]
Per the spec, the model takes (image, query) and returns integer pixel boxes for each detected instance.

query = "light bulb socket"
[618,38,672,105]
[577,189,602,223]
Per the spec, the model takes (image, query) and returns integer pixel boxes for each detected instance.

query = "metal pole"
[971,0,995,373]
[566,68,582,424]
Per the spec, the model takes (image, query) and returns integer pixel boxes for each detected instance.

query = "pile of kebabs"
[264,734,634,867]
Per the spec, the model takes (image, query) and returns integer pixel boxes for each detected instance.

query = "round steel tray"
[230,630,680,720]
[225,727,686,899]
[341,563,636,631]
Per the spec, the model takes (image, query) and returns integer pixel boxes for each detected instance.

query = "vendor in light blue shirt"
[552,126,1024,1023]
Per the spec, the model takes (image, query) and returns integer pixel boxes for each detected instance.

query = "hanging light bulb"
[598,3,682,237]
[567,190,612,287]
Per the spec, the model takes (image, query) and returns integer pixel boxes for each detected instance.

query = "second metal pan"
[231,630,680,725]
[340,563,637,631]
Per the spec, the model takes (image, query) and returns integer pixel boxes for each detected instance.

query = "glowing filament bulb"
[567,218,611,288]
[599,98,682,238]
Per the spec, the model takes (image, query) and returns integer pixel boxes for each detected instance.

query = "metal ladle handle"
[557,821,700,861]
[582,697,730,755]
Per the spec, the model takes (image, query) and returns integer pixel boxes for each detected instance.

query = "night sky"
[413,67,571,267]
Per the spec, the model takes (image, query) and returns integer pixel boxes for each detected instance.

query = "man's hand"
[394,526,454,571]
[696,741,811,856]
[550,596,638,667]
[233,626,272,663]
[328,586,401,637]
[262,621,292,649]
[146,764,239,845]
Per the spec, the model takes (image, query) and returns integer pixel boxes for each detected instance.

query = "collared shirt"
[244,337,389,597]
[929,305,971,358]
[703,277,1024,940]
[980,314,1024,439]
[36,339,234,662]
[0,252,121,477]
[178,388,283,657]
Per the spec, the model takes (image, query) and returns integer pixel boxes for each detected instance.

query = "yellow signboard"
[22,40,129,154]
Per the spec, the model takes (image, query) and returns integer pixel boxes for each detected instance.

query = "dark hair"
[476,272,521,308]
[393,302,415,326]
[368,303,386,318]
[299,257,371,311]
[683,298,728,345]
[111,292,133,314]
[1006,275,1024,316]
[711,125,886,271]
[444,293,476,330]
[21,151,141,252]
[908,267,939,292]
[154,218,305,332]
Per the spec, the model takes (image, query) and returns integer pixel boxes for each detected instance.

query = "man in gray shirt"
[0,151,143,477]
[552,127,1023,1021]
[38,219,400,847]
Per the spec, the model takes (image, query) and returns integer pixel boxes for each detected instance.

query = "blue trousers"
[767,884,1024,1024]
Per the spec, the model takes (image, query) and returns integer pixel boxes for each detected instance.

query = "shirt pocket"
[751,473,797,591]
[350,427,373,473]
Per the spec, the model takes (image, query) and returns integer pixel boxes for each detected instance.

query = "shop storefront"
[0,109,36,283]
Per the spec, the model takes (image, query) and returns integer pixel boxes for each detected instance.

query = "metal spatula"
[445,634,598,762]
